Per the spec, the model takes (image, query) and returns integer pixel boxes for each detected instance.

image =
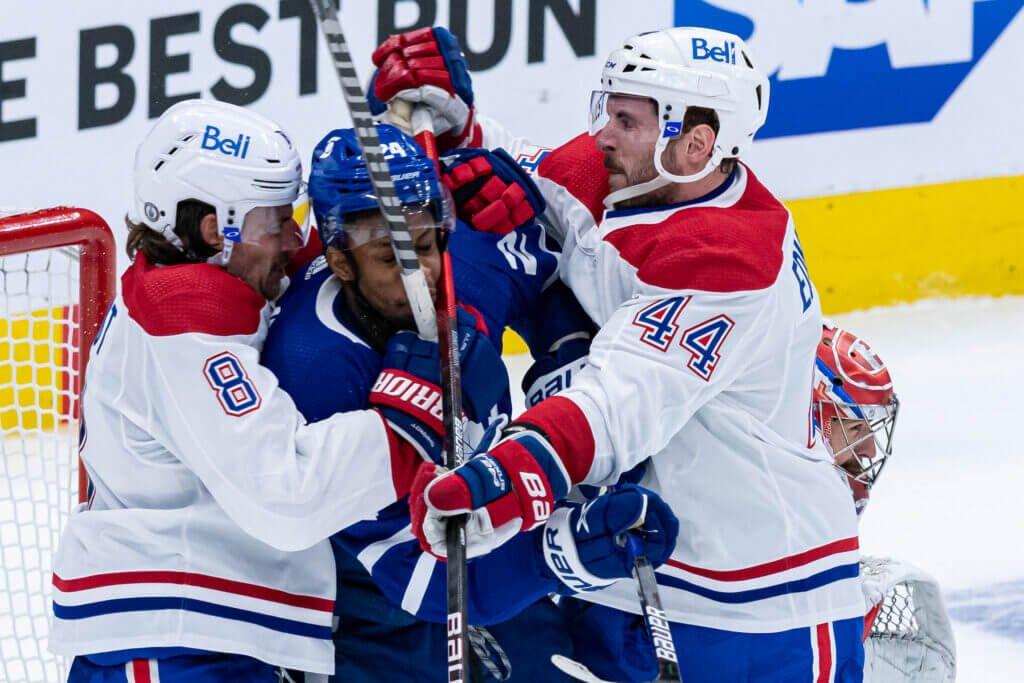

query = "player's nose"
[595,124,616,152]
[855,435,877,461]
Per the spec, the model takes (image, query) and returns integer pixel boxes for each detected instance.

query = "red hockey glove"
[441,148,546,235]
[410,430,572,559]
[369,27,480,150]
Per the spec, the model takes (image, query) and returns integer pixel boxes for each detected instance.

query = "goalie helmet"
[591,27,770,207]
[309,124,454,250]
[813,324,899,513]
[131,99,306,265]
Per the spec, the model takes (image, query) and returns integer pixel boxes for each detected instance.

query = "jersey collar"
[604,166,739,220]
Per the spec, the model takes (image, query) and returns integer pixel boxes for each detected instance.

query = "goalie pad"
[860,556,956,683]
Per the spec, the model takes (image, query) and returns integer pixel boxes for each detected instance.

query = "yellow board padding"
[791,174,1023,314]
[501,174,1024,356]
[0,306,74,432]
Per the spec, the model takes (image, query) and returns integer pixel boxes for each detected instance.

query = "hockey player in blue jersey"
[260,123,679,682]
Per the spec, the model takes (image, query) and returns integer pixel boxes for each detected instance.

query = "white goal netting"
[0,244,81,682]
[0,208,113,683]
[862,556,957,683]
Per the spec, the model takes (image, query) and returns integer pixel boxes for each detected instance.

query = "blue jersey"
[261,222,562,626]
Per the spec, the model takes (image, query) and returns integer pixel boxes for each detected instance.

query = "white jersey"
[50,256,409,674]
[490,126,864,634]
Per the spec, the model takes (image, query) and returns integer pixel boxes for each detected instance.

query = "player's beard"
[605,156,673,209]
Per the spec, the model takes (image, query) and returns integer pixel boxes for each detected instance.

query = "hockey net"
[0,208,115,683]
[861,556,957,683]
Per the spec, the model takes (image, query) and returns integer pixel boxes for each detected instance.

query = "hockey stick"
[549,539,684,683]
[307,4,470,681]
[411,107,473,683]
[307,0,436,339]
[626,534,683,682]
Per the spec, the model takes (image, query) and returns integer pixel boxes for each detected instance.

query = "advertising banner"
[1,1,1021,308]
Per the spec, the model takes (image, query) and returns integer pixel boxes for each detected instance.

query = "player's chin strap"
[209,232,235,267]
[602,131,722,209]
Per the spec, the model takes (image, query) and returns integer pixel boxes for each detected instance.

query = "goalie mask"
[131,99,310,266]
[590,27,769,208]
[813,324,899,513]
[309,124,455,251]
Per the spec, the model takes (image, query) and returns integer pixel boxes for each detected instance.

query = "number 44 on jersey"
[632,297,735,382]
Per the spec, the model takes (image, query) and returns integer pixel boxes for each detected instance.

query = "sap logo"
[691,37,737,64]
[673,0,1024,137]
[201,125,251,158]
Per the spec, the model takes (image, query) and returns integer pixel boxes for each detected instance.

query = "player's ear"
[199,213,223,252]
[685,123,716,163]
[326,246,355,283]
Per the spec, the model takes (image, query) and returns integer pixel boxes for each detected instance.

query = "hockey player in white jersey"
[380,26,867,681]
[813,324,956,683]
[48,100,448,681]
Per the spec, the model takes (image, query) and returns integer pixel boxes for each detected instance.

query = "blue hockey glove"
[370,306,506,463]
[441,148,546,236]
[370,27,479,150]
[522,336,591,408]
[541,485,679,593]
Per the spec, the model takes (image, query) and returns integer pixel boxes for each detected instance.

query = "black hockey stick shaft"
[627,535,683,682]
[307,4,471,680]
[411,112,473,683]
[307,0,436,339]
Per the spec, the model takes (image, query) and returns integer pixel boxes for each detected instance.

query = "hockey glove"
[441,148,546,236]
[540,484,679,593]
[370,306,506,464]
[411,428,572,558]
[522,336,591,408]
[369,27,479,150]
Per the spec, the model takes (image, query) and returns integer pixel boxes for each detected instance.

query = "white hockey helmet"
[591,27,769,207]
[131,99,305,264]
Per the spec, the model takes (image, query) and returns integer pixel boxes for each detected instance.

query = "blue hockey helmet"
[309,124,454,250]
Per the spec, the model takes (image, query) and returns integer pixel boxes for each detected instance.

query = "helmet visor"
[590,90,678,138]
[231,182,311,252]
[589,90,611,136]
[328,183,456,250]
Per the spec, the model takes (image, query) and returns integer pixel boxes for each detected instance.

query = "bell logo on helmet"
[691,37,737,65]
[201,124,252,159]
